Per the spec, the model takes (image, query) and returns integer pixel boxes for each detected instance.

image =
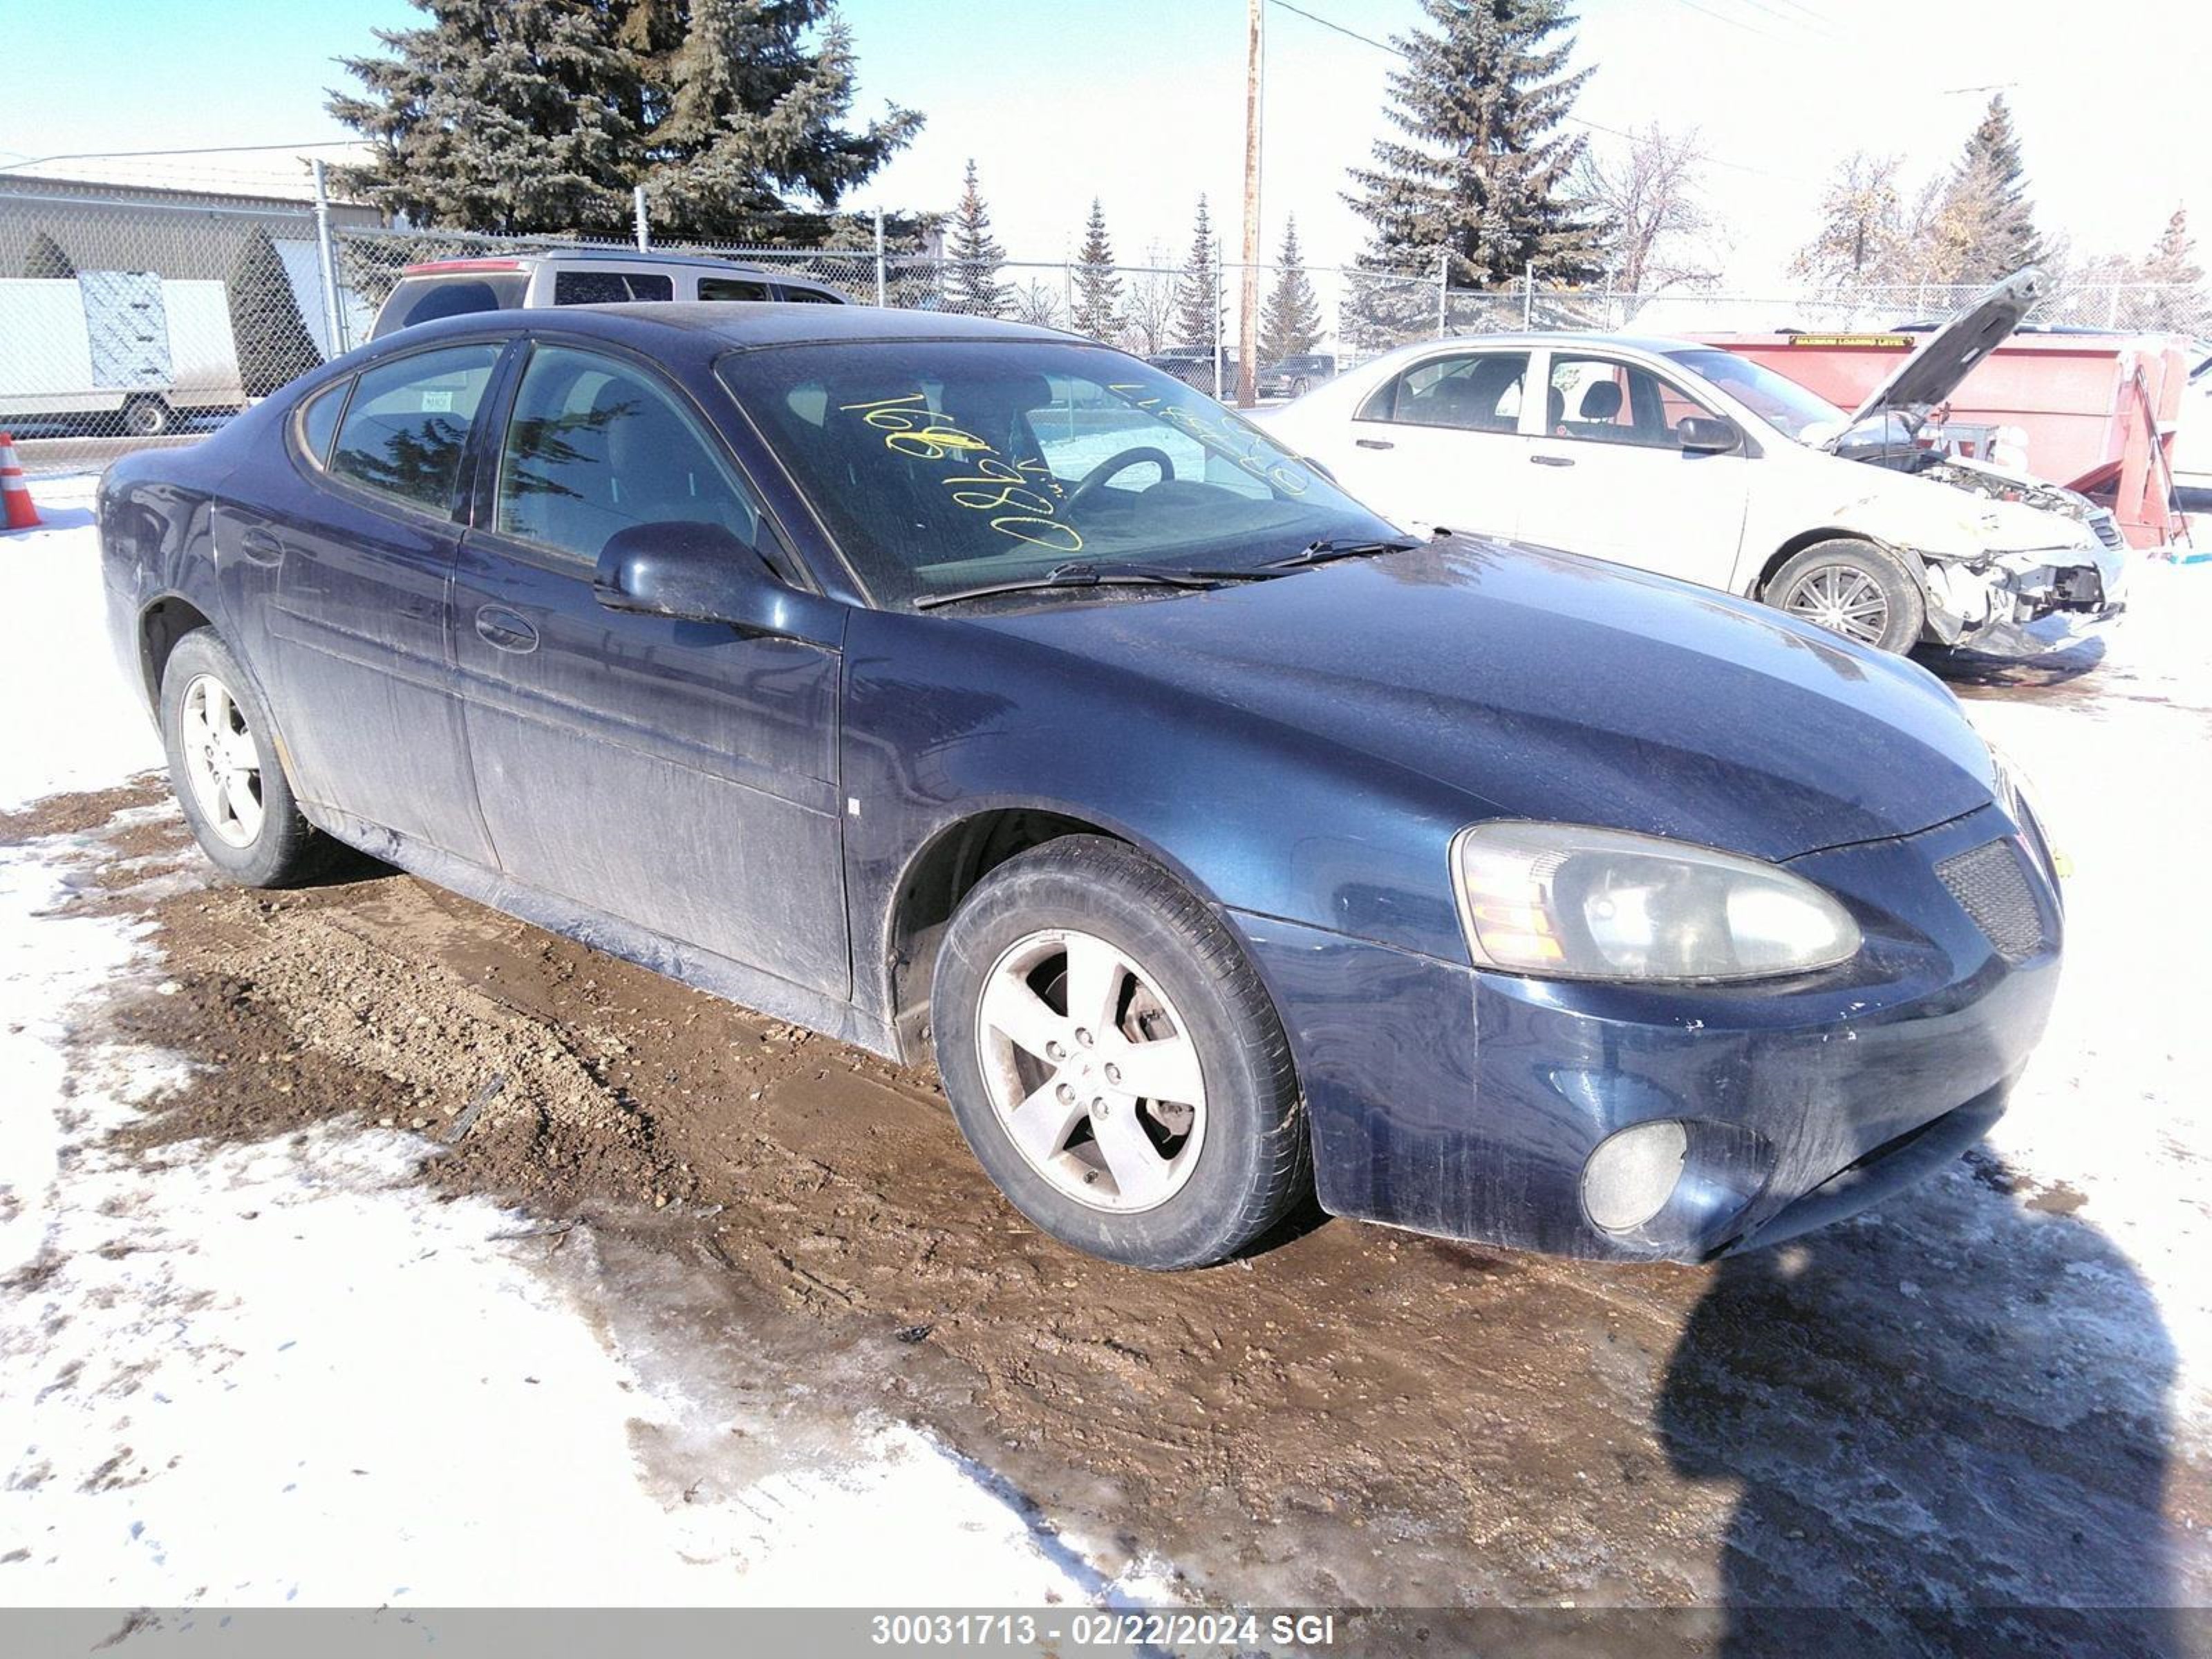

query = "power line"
[1720,0,1842,35]
[1262,0,1811,180]
[1263,0,1398,55]
[0,140,359,175]
[1667,0,1767,36]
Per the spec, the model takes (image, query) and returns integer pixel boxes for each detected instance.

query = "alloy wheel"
[178,673,265,848]
[974,928,1207,1213]
[1783,563,1891,645]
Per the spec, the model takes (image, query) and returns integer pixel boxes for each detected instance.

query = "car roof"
[401,247,837,283]
[1406,331,1702,355]
[357,301,1076,357]
[587,301,1075,349]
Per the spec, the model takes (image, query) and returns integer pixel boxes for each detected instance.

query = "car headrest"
[1546,386,1566,429]
[1579,381,1623,420]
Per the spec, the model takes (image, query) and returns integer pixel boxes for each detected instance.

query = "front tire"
[159,628,330,887]
[1763,538,1926,653]
[930,836,1311,1270]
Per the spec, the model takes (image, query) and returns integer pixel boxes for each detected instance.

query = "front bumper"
[1923,536,2129,657]
[1234,803,2061,1262]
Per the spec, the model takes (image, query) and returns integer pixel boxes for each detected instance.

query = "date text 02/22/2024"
[868,1611,1340,1648]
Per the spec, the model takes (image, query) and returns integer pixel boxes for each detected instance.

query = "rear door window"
[1360,352,1530,430]
[327,344,503,514]
[551,270,676,306]
[697,276,773,302]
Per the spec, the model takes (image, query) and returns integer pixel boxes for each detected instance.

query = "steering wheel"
[1063,446,1177,514]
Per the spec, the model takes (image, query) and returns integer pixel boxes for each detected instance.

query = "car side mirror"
[1677,415,1741,456]
[592,521,796,637]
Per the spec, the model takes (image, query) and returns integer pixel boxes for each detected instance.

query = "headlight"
[1450,822,1862,982]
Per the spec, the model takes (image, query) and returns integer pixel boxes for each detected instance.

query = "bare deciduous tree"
[1008,278,1065,330]
[1122,252,1177,356]
[1579,122,1718,293]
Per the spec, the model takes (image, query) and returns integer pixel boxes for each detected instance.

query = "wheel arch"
[881,804,1226,1067]
[138,593,216,705]
[1752,527,1930,603]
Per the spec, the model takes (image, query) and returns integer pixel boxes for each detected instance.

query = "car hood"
[973,539,1997,863]
[1841,267,2042,431]
[1823,455,2098,557]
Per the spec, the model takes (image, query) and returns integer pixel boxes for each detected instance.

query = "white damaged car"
[1261,270,2126,655]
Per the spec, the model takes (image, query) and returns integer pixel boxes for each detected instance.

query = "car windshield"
[719,340,1400,608]
[1661,348,1849,443]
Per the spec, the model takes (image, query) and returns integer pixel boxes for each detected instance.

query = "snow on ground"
[1957,559,2212,1434]
[0,480,1165,1609]
[0,476,162,812]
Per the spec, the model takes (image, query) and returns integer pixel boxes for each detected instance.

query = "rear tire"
[931,836,1311,1271]
[1763,538,1926,653]
[159,628,330,887]
[122,395,174,438]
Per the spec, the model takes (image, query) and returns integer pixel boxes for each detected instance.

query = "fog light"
[1582,1121,1689,1234]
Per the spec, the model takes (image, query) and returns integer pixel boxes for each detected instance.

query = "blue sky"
[3,0,2205,286]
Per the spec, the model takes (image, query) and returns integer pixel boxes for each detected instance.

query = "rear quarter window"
[775,285,842,304]
[296,378,350,467]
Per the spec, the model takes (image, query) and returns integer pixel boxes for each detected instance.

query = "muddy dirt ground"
[7,771,2202,1657]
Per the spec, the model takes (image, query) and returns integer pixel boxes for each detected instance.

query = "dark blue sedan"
[97,306,2063,1269]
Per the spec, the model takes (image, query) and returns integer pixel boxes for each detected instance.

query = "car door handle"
[474,605,539,654]
[1354,438,1395,451]
[1529,454,1577,468]
[238,528,286,567]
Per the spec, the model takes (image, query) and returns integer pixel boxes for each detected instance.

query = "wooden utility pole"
[1237,0,1263,408]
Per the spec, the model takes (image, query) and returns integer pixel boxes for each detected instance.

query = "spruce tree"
[1951,94,2041,277]
[1344,0,1604,294]
[623,1,922,241]
[226,227,326,397]
[946,159,1011,317]
[22,231,76,281]
[1259,216,1324,362]
[1071,198,1124,344]
[2141,207,2204,332]
[1174,196,1221,346]
[328,0,920,241]
[2144,207,2202,286]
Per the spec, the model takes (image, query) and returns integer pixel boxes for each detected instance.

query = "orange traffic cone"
[0,433,41,531]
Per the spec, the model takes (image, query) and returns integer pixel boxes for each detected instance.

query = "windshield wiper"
[1257,536,1421,570]
[912,561,1261,612]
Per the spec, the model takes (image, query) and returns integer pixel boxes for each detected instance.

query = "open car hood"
[1841,267,2043,433]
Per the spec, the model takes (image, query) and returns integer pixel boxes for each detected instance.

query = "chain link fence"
[6,176,2206,477]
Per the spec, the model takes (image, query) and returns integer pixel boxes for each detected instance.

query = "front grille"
[2088,509,2126,552]
[1937,839,2047,962]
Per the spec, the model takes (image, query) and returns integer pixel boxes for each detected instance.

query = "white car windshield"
[1662,348,1848,444]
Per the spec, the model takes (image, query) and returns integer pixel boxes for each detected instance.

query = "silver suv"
[368,248,846,341]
